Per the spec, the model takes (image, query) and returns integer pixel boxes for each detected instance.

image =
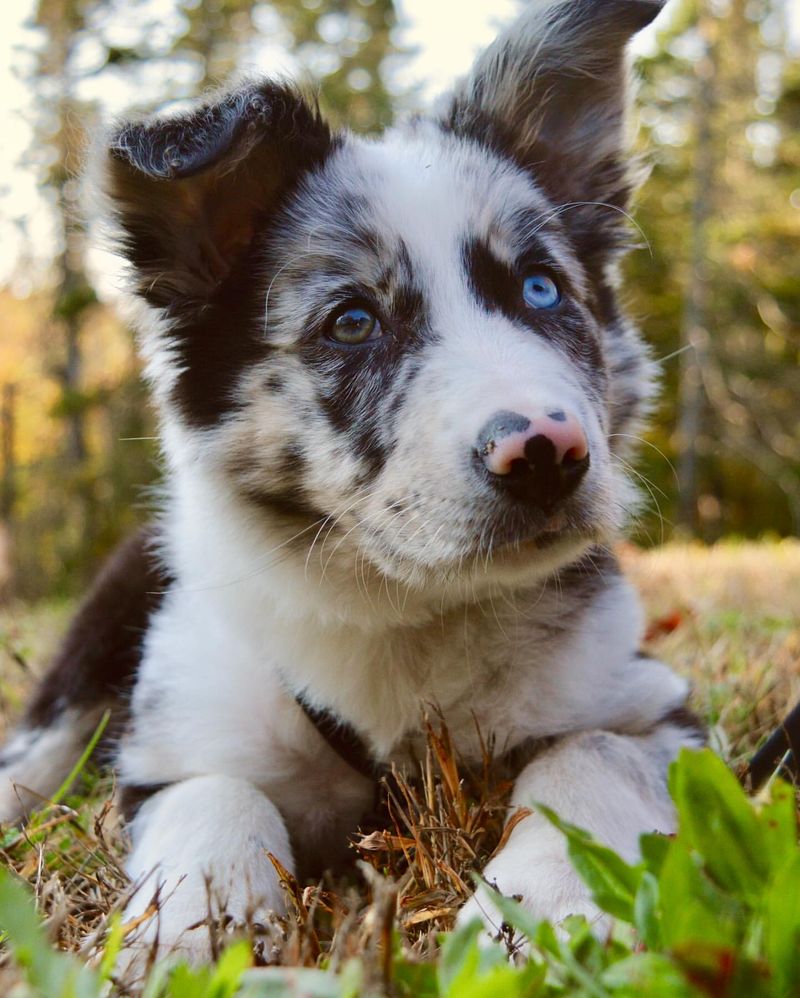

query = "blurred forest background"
[0,0,797,602]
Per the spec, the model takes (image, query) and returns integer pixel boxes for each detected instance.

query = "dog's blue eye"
[523,274,561,309]
[329,307,382,345]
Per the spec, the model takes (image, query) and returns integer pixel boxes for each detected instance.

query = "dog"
[0,0,704,969]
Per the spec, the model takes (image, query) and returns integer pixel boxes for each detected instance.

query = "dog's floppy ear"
[102,80,333,312]
[444,0,664,258]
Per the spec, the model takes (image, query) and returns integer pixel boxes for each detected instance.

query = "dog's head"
[100,0,663,599]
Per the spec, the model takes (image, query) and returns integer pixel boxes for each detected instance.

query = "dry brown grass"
[0,540,797,991]
[622,540,800,763]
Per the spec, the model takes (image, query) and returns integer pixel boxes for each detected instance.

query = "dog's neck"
[158,458,624,755]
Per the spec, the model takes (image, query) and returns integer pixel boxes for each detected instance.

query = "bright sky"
[0,0,798,291]
[0,0,623,290]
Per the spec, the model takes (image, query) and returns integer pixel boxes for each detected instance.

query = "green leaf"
[438,918,508,996]
[438,919,483,993]
[393,956,439,998]
[633,871,662,950]
[601,953,698,996]
[539,805,642,922]
[657,840,744,950]
[757,779,799,876]
[763,852,800,997]
[206,941,253,996]
[140,958,178,998]
[442,961,548,998]
[97,914,124,984]
[639,832,671,877]
[533,919,563,960]
[241,965,356,997]
[0,869,101,998]
[669,749,770,903]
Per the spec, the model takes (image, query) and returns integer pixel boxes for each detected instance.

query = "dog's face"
[102,0,663,596]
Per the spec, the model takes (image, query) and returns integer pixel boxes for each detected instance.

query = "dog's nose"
[476,409,590,507]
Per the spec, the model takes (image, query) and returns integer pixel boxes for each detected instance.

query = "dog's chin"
[370,514,600,596]
[466,521,597,585]
[480,529,594,579]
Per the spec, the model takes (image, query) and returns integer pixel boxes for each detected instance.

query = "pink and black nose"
[476,409,590,508]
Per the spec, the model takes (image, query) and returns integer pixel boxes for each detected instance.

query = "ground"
[0,540,797,994]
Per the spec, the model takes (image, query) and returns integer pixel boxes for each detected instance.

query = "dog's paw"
[457,853,607,954]
[116,876,287,986]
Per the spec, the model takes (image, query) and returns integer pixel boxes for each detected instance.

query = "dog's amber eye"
[329,307,382,345]
[523,274,561,309]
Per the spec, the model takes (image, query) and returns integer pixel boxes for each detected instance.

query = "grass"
[0,540,797,996]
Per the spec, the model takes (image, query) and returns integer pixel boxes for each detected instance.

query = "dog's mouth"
[347,485,605,585]
[485,524,586,560]
[469,503,587,557]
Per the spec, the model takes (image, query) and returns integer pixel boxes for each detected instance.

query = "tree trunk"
[676,7,717,533]
[0,384,16,522]
[0,384,17,599]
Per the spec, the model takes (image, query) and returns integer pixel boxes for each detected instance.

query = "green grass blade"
[51,709,111,806]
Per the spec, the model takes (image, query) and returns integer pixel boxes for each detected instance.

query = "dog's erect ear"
[443,0,664,257]
[103,81,333,312]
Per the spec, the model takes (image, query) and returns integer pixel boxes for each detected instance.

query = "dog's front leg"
[460,720,702,938]
[119,775,292,976]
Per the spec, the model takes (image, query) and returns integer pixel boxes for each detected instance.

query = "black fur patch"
[171,241,271,426]
[106,81,338,428]
[118,781,171,823]
[442,1,662,276]
[239,483,324,525]
[314,361,391,479]
[279,237,430,481]
[556,547,621,601]
[659,704,707,744]
[23,529,169,742]
[462,237,604,379]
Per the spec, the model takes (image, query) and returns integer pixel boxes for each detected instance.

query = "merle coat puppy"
[0,0,703,966]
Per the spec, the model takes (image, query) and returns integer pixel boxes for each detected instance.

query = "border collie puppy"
[0,0,703,966]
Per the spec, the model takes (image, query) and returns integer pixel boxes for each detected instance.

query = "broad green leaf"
[601,953,698,997]
[669,940,770,997]
[633,871,662,950]
[166,963,212,998]
[669,749,770,903]
[442,960,548,998]
[639,832,671,877]
[539,805,641,922]
[438,920,482,994]
[438,919,480,990]
[443,923,509,995]
[658,840,744,950]
[561,915,614,983]
[337,959,366,998]
[242,965,357,997]
[763,852,800,997]
[392,956,439,998]
[534,919,563,959]
[757,779,798,875]
[206,941,253,997]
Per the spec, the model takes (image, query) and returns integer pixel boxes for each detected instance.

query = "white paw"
[115,774,294,982]
[117,876,287,985]
[457,854,607,953]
